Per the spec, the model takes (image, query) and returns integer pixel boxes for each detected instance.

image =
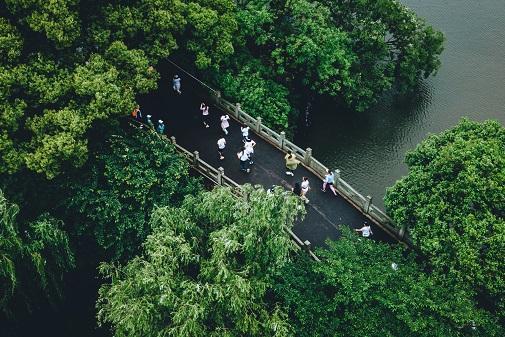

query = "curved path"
[139,63,395,247]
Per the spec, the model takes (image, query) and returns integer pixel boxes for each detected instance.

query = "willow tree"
[97,186,304,337]
[0,189,74,316]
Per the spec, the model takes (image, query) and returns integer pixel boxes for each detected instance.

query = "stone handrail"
[209,92,409,245]
[130,120,320,261]
[165,59,409,245]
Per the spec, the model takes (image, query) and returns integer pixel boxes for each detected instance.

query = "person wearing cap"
[355,222,373,237]
[172,74,181,94]
[146,115,154,129]
[157,120,165,134]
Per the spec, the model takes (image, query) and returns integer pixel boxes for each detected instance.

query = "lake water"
[294,0,505,209]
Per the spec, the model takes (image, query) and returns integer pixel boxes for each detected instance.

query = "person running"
[241,126,250,141]
[217,137,226,160]
[172,74,181,94]
[244,138,256,165]
[300,177,310,203]
[200,102,210,128]
[157,119,165,134]
[237,146,250,173]
[355,221,373,237]
[146,114,154,129]
[131,105,139,119]
[284,151,300,176]
[220,114,230,135]
[321,169,338,196]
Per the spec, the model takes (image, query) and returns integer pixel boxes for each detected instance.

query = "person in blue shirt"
[157,120,165,134]
[321,169,337,196]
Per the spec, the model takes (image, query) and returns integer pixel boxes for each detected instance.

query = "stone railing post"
[279,131,286,149]
[255,116,262,133]
[192,151,200,167]
[170,136,176,144]
[304,148,312,165]
[217,167,224,186]
[334,169,341,188]
[234,103,241,119]
[363,195,372,214]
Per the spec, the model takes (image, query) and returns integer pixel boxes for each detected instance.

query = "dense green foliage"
[65,128,200,260]
[0,189,74,315]
[0,0,237,179]
[212,0,444,128]
[276,227,502,337]
[385,119,505,319]
[97,186,304,337]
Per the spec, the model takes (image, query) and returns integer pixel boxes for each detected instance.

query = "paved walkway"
[138,63,395,247]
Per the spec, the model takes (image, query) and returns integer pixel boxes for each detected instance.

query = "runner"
[220,114,230,135]
[200,102,210,128]
[244,138,256,165]
[172,74,181,94]
[321,169,338,196]
[300,177,310,203]
[157,120,165,134]
[237,146,250,173]
[355,222,373,237]
[241,126,250,141]
[284,151,300,176]
[217,137,226,160]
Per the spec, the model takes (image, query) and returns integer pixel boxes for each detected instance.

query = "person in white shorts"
[220,114,230,135]
[355,222,373,237]
[217,138,226,160]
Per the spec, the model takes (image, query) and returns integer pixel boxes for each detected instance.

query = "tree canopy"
[385,119,505,320]
[211,0,444,128]
[275,227,503,337]
[0,0,237,179]
[0,189,74,316]
[97,185,305,337]
[64,127,199,260]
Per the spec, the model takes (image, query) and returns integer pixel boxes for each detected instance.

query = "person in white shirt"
[172,74,181,94]
[243,138,256,165]
[200,102,209,128]
[355,222,373,237]
[237,146,250,173]
[220,115,230,135]
[300,177,310,203]
[241,126,249,141]
[217,138,226,160]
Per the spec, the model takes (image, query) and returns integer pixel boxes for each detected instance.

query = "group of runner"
[139,73,374,238]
